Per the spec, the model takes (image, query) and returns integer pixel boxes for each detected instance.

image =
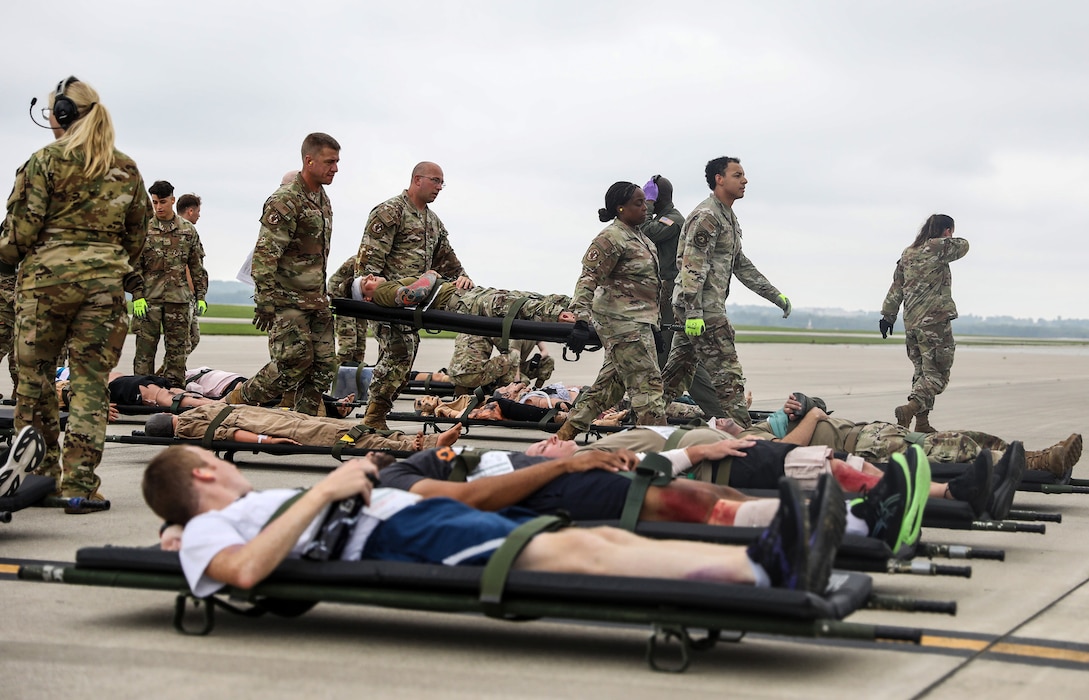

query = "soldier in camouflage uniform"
[328,256,367,365]
[356,162,471,429]
[177,193,208,355]
[131,180,207,387]
[640,175,724,419]
[0,264,18,394]
[0,77,149,504]
[237,133,339,416]
[447,336,555,395]
[661,158,791,428]
[881,214,968,433]
[554,182,666,441]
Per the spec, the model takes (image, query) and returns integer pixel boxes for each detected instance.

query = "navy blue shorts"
[519,470,630,520]
[361,498,537,566]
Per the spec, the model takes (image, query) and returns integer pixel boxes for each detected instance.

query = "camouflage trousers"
[15,279,128,497]
[657,280,724,418]
[565,318,665,433]
[132,301,191,386]
[0,295,18,391]
[661,311,750,427]
[904,321,955,411]
[335,315,367,364]
[239,307,335,415]
[854,423,1008,463]
[187,298,201,354]
[368,322,420,410]
[448,334,518,391]
[452,288,571,322]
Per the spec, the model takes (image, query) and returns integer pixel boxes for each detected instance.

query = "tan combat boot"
[1026,433,1083,478]
[894,399,922,429]
[914,411,937,433]
[361,399,392,431]
[223,385,245,405]
[554,421,581,441]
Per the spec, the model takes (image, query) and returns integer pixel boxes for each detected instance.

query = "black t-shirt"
[379,448,548,491]
[108,375,172,406]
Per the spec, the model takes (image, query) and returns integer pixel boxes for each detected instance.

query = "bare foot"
[413,432,425,451]
[437,423,463,446]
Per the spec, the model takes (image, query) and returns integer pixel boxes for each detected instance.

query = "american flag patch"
[659,217,674,226]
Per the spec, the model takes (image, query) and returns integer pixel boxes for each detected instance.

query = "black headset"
[52,76,81,130]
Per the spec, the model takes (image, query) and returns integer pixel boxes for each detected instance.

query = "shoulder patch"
[692,231,710,249]
[659,216,675,226]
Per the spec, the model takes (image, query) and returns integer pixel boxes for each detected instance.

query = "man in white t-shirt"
[142,445,845,597]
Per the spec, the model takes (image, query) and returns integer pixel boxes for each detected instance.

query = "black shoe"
[986,442,1025,520]
[946,452,994,518]
[747,477,809,590]
[807,473,846,594]
[850,456,910,553]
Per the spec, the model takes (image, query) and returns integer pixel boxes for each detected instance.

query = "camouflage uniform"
[742,416,1008,464]
[132,214,206,386]
[244,173,336,415]
[187,237,208,354]
[564,219,665,434]
[882,237,969,411]
[328,255,366,364]
[370,276,569,321]
[448,336,554,392]
[1,141,149,497]
[357,191,467,418]
[661,195,786,427]
[0,267,18,392]
[641,200,723,418]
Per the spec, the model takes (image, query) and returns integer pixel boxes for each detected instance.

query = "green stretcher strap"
[498,297,530,352]
[170,393,186,414]
[536,407,559,430]
[457,387,487,421]
[619,453,673,532]
[264,489,308,527]
[333,424,374,462]
[904,431,926,445]
[202,405,236,449]
[662,427,692,452]
[479,515,566,618]
[448,449,483,483]
[844,424,865,454]
[355,364,369,394]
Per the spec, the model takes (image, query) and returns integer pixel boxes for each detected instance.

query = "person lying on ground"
[352,270,576,323]
[142,401,463,452]
[750,393,1082,480]
[144,445,846,597]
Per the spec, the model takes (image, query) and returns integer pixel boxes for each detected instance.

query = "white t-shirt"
[180,488,419,597]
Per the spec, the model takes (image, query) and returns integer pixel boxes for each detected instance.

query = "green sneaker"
[899,445,931,552]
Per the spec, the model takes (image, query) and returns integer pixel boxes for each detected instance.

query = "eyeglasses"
[417,175,444,186]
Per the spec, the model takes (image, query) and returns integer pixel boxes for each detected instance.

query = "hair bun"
[597,207,612,223]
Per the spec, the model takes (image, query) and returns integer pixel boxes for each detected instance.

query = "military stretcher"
[0,474,110,521]
[18,515,942,672]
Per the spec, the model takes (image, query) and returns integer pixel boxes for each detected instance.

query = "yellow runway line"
[922,633,1089,665]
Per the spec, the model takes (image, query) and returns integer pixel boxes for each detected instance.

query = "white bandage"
[844,454,865,471]
[350,277,365,301]
[783,445,835,490]
[734,499,781,527]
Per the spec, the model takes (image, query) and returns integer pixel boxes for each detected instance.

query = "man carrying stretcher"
[143,445,846,597]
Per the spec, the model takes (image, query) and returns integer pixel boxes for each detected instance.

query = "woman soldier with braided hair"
[0,77,150,509]
[555,182,666,441]
[881,214,969,433]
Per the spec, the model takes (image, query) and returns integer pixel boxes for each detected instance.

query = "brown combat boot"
[914,411,937,433]
[1026,433,1083,479]
[361,399,392,431]
[554,421,581,441]
[894,399,922,429]
[223,385,245,405]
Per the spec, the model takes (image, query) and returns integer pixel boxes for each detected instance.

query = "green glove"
[197,300,208,316]
[685,318,705,336]
[132,298,148,317]
[778,294,792,319]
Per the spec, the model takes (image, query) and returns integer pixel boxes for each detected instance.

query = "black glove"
[253,306,276,332]
[879,318,894,339]
[566,320,591,355]
[652,327,665,354]
[526,353,542,375]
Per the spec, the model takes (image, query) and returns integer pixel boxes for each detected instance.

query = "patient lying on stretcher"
[352,270,577,323]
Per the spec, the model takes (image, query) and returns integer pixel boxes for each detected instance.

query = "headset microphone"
[28,97,53,129]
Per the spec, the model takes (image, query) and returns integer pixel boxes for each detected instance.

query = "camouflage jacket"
[252,174,333,310]
[356,191,466,281]
[1,142,149,291]
[882,237,969,328]
[327,255,356,298]
[139,215,207,303]
[673,195,781,320]
[571,219,660,325]
[640,201,684,283]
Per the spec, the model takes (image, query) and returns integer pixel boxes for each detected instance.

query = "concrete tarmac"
[1,335,1088,699]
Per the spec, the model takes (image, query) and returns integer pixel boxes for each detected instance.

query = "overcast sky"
[2,1,1086,321]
